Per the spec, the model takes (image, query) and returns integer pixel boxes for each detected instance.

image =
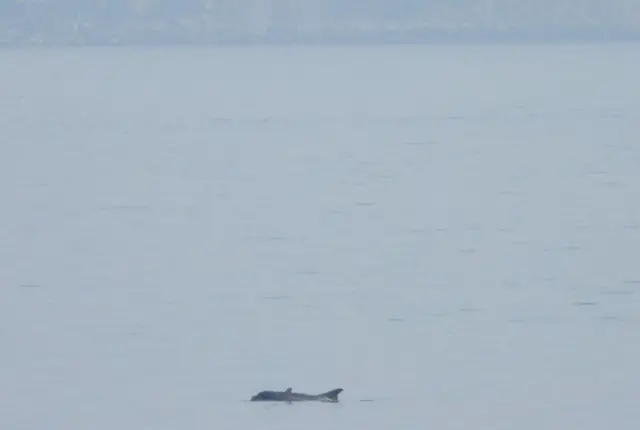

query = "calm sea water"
[1,44,639,430]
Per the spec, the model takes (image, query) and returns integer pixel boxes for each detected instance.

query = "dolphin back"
[251,387,344,402]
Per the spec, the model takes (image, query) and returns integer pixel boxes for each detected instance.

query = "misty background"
[2,0,640,46]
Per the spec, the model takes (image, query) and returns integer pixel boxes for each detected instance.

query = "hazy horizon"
[2,0,640,46]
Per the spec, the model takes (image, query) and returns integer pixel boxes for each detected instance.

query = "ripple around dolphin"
[241,397,394,403]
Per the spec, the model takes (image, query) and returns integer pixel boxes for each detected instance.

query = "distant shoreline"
[2,30,640,48]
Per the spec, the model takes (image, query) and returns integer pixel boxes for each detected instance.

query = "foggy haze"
[1,0,640,46]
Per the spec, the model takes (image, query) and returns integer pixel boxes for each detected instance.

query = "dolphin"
[250,387,343,403]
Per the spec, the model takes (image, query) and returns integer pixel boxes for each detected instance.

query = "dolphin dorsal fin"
[285,387,293,403]
[320,388,343,402]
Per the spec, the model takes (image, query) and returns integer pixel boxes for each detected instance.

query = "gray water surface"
[1,44,639,430]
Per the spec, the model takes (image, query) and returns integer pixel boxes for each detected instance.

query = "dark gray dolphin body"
[250,387,343,402]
